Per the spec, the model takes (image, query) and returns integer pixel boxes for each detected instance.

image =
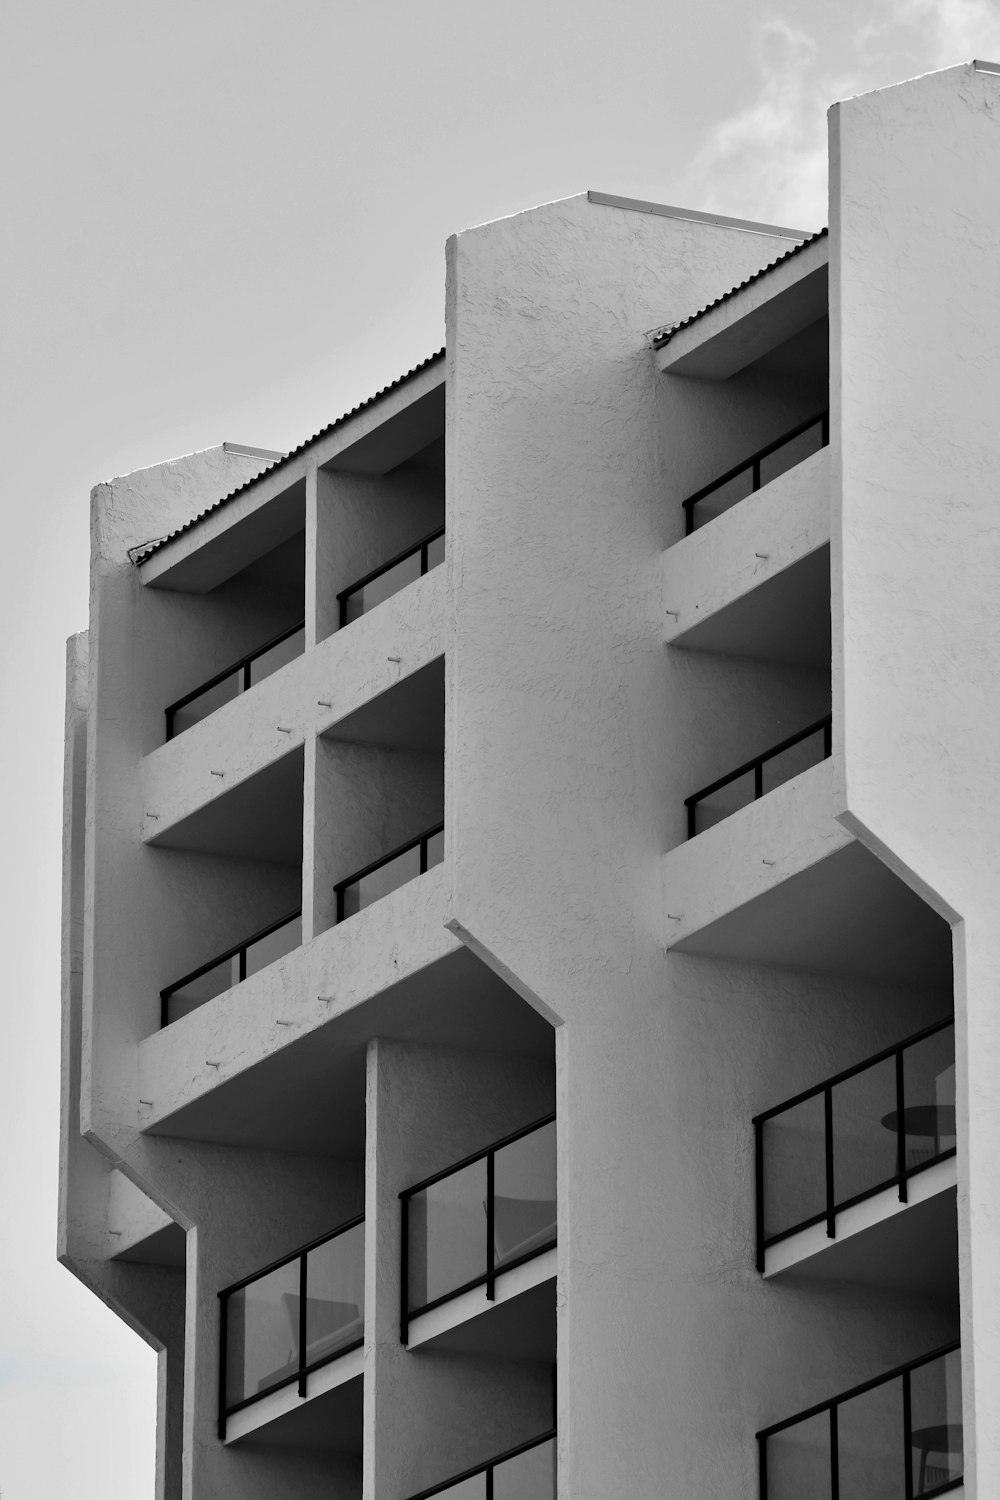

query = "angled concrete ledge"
[764,1159,957,1281]
[137,865,459,1135]
[655,232,828,379]
[664,448,829,658]
[663,757,851,950]
[140,565,447,841]
[406,1248,556,1350]
[224,1349,363,1444]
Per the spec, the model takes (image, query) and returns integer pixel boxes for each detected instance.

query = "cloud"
[681,0,1000,231]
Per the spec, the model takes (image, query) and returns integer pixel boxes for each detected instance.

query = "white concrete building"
[60,60,1000,1499]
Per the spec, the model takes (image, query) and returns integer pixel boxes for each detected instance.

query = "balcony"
[165,620,306,741]
[160,908,301,1027]
[685,714,832,837]
[758,1344,962,1499]
[338,525,445,628]
[683,412,828,534]
[219,1214,364,1440]
[407,1430,556,1500]
[754,1020,955,1273]
[335,821,444,923]
[401,1114,556,1342]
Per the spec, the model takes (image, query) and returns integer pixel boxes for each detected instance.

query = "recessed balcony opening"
[402,1114,556,1347]
[316,408,446,644]
[759,1344,962,1500]
[756,1018,957,1278]
[667,646,831,849]
[220,1214,365,1447]
[314,659,445,934]
[148,749,303,1028]
[674,842,953,994]
[407,1429,556,1500]
[149,522,305,749]
[146,944,554,1154]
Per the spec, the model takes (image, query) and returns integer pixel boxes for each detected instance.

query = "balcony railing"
[400,1113,557,1341]
[165,620,305,740]
[683,411,829,534]
[757,1344,962,1499]
[685,714,832,838]
[407,1429,557,1500]
[218,1214,364,1439]
[753,1019,955,1270]
[160,908,302,1027]
[334,821,444,922]
[338,525,445,628]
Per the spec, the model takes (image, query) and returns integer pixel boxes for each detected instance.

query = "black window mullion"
[486,1149,495,1301]
[298,1252,308,1397]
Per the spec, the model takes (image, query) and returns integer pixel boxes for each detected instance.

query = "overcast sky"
[2,1,999,1494]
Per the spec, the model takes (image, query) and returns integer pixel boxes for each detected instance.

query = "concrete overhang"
[655,233,828,379]
[407,1253,556,1357]
[139,361,445,593]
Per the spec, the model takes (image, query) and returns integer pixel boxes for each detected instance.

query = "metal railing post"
[754,1118,765,1273]
[218,1290,229,1441]
[824,1085,836,1240]
[830,1404,840,1500]
[400,1193,410,1345]
[486,1148,496,1302]
[896,1048,908,1203]
[903,1367,914,1500]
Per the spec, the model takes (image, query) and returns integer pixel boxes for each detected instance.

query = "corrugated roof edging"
[648,228,828,350]
[129,348,446,564]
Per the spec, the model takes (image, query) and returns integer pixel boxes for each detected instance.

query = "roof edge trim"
[587,191,812,241]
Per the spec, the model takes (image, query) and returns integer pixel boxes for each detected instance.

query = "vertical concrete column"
[304,463,320,653]
[364,1038,555,1500]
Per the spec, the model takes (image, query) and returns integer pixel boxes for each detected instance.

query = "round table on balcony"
[879,1104,956,1145]
[910,1422,963,1494]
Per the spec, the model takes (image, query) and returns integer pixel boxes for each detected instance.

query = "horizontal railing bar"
[761,1146,958,1253]
[165,619,305,720]
[337,525,446,603]
[404,1237,558,1330]
[756,1342,960,1440]
[220,1336,364,1421]
[404,1427,557,1500]
[752,1016,954,1124]
[685,714,832,810]
[218,1212,365,1300]
[161,908,302,1001]
[682,411,829,512]
[334,821,445,895]
[400,1111,557,1200]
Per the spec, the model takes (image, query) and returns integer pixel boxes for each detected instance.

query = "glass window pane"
[426,828,445,869]
[225,1259,301,1407]
[425,532,446,570]
[762,1094,827,1243]
[493,1437,556,1500]
[303,1223,365,1369]
[691,467,755,530]
[247,626,305,687]
[831,1058,898,1206]
[692,766,756,834]
[244,914,301,979]
[766,1412,832,1500]
[902,1026,956,1169]
[759,725,828,797]
[910,1350,963,1495]
[166,953,239,1025]
[494,1123,557,1269]
[407,1158,488,1312]
[838,1379,905,1500]
[758,419,825,488]
[171,670,241,737]
[344,844,422,918]
[434,1476,487,1500]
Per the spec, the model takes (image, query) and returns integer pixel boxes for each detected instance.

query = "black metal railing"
[218,1214,364,1439]
[406,1429,557,1500]
[400,1113,557,1342]
[334,821,444,923]
[165,619,306,740]
[338,525,445,628]
[753,1018,955,1271]
[160,908,302,1027]
[686,714,832,838]
[683,411,829,534]
[757,1344,962,1500]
